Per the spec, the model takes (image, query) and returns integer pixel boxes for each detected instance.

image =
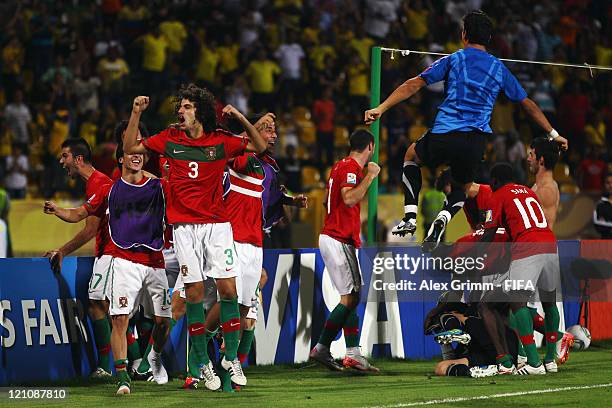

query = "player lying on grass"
[364,10,567,252]
[310,129,380,372]
[425,298,518,378]
[44,141,172,394]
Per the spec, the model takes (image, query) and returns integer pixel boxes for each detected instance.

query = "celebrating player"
[43,138,114,378]
[525,137,573,369]
[122,83,267,388]
[364,10,568,251]
[485,163,561,375]
[224,113,307,367]
[310,129,380,372]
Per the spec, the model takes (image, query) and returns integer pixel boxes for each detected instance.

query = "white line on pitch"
[364,383,612,408]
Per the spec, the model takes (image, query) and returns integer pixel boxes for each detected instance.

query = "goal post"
[367,46,382,245]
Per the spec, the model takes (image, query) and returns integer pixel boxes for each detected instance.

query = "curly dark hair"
[174,83,217,133]
[462,10,493,46]
[531,136,560,170]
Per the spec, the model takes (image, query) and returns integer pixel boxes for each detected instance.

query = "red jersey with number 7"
[142,127,247,224]
[321,157,363,247]
[490,183,556,260]
[83,169,113,257]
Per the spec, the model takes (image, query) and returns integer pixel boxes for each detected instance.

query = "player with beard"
[43,138,114,378]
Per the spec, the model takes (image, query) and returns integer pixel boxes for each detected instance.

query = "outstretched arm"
[520,98,568,150]
[365,77,427,124]
[123,96,150,154]
[44,201,89,223]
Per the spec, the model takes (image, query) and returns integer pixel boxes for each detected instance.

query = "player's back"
[492,183,556,259]
[321,157,362,248]
[420,48,526,134]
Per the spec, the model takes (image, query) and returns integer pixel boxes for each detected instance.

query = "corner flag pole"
[367,46,381,245]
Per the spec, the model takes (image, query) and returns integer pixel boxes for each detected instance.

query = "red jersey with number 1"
[321,157,363,247]
[142,127,247,224]
[490,183,556,260]
[84,170,113,257]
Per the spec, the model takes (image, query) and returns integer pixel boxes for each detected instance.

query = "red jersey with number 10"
[490,183,556,260]
[321,157,363,247]
[143,127,247,224]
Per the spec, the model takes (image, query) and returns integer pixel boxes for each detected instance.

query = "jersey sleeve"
[229,154,249,172]
[501,65,527,102]
[339,164,360,189]
[419,56,451,85]
[84,182,111,217]
[142,128,172,155]
[223,133,248,159]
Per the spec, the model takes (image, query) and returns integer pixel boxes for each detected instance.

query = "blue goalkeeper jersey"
[419,47,527,134]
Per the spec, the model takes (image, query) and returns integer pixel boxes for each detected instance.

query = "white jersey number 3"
[513,197,547,229]
[188,161,199,178]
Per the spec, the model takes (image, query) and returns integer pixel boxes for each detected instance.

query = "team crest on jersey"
[181,264,189,276]
[119,297,128,308]
[347,173,357,184]
[204,147,217,161]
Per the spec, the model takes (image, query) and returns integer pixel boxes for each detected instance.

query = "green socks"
[220,298,241,361]
[186,301,208,367]
[92,318,112,372]
[318,304,352,347]
[543,304,560,362]
[126,326,141,362]
[514,307,540,366]
[237,328,255,364]
[343,310,360,348]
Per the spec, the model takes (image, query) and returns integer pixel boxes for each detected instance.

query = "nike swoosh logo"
[230,322,240,327]
[161,306,170,311]
[173,149,185,154]
[192,326,204,333]
[226,268,233,272]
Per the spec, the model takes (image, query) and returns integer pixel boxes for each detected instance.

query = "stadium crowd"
[0,0,609,199]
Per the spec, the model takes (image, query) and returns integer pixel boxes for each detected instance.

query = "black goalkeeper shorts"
[414,130,488,184]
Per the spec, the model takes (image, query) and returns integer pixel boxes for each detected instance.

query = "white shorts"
[319,234,362,296]
[235,242,263,309]
[173,223,238,283]
[108,257,171,318]
[88,255,113,301]
[163,247,180,288]
[502,253,561,295]
[174,270,218,312]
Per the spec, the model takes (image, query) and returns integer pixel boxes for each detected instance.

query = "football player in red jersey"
[485,163,561,375]
[123,83,267,389]
[309,129,380,372]
[526,137,573,370]
[43,138,114,378]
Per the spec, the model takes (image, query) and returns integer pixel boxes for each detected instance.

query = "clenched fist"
[367,162,381,177]
[364,107,383,125]
[43,201,58,214]
[133,96,150,114]
[222,104,245,120]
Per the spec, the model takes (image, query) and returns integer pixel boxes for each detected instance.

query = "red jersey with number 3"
[84,170,113,257]
[491,183,556,259]
[321,157,363,247]
[142,127,247,224]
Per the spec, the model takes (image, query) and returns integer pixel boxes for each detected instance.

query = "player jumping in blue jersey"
[365,10,568,251]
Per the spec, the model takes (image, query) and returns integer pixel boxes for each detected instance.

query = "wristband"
[548,129,559,141]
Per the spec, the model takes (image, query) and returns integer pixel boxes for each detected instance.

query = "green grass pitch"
[5,341,611,408]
